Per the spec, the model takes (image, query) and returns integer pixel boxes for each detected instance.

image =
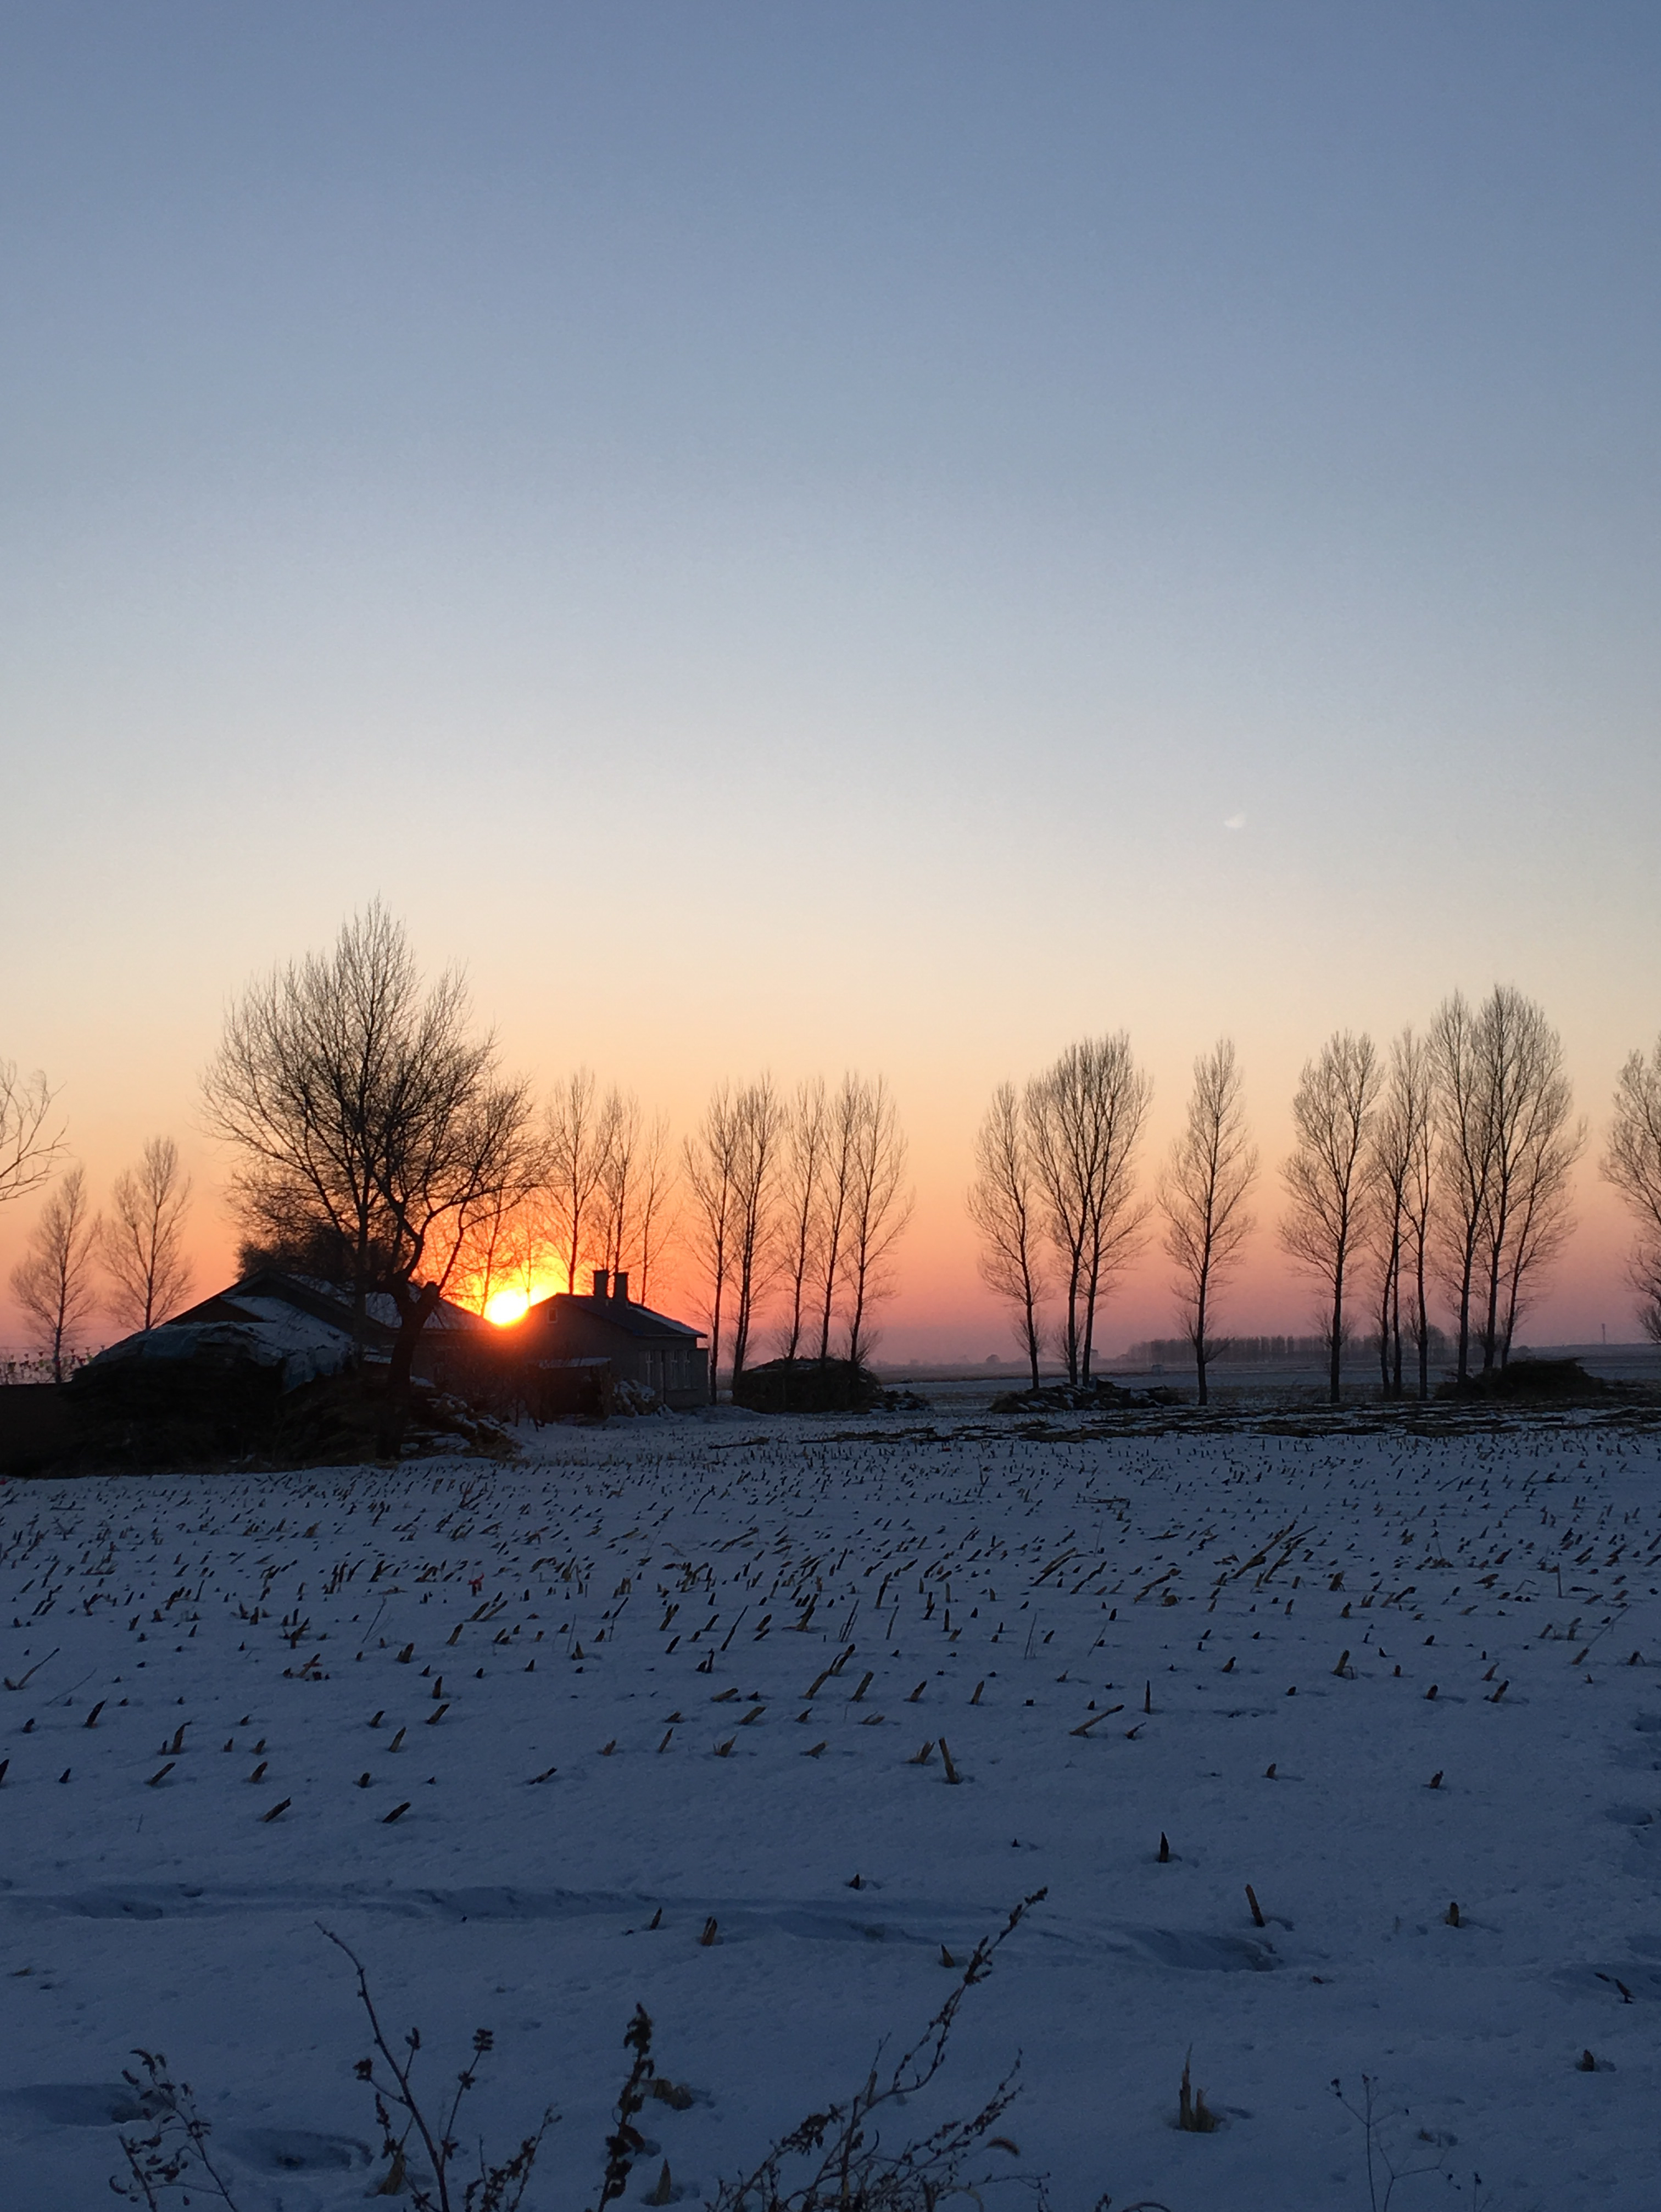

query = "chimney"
[592,1268,609,1301]
[612,1271,630,1305]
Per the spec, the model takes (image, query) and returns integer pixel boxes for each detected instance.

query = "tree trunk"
[1390,1262,1403,1397]
[351,1227,371,1372]
[1416,1239,1430,1401]
[1193,1268,1210,1408]
[388,1282,441,1392]
[1378,1258,1392,1396]
[1453,1238,1476,1384]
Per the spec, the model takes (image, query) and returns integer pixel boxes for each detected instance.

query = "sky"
[2,2,1659,1359]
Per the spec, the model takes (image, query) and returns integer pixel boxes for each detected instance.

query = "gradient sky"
[3,3,1659,1357]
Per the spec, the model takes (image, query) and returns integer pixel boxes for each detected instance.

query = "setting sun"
[484,1287,531,1328]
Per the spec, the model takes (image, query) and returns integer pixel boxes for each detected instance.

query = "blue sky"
[3,4,1658,1348]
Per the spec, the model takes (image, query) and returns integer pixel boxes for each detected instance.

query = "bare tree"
[1281,1030,1379,1406]
[592,1097,679,1308]
[841,1075,913,1369]
[451,1139,548,1317]
[631,1113,678,1308]
[968,1081,1049,1389]
[0,1062,64,1208]
[1432,987,1582,1380]
[776,1078,828,1361]
[1605,1039,1661,1340]
[1380,1028,1437,1400]
[1158,1039,1257,1407]
[812,1074,864,1362]
[543,1072,615,1295]
[1473,988,1582,1372]
[615,1106,677,1309]
[10,1164,100,1380]
[102,1136,193,1331]
[202,902,533,1389]
[597,1090,640,1282]
[1429,993,1491,1385]
[727,1078,784,1384]
[683,1085,740,1400]
[1367,1046,1416,1398]
[1494,1100,1581,1364]
[1027,1034,1152,1384]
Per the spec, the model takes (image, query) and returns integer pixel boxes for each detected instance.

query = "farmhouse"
[506,1270,708,1408]
[83,1268,491,1395]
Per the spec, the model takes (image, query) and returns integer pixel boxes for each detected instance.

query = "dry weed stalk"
[591,2002,660,2209]
[1331,2074,1484,2212]
[709,1889,1048,2212]
[111,2049,243,2209]
[112,1899,1173,2212]
[323,1927,554,2212]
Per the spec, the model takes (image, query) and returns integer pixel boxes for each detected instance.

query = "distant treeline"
[1125,1328,1451,1368]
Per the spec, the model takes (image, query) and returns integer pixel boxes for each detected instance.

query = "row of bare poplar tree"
[971,985,1661,1406]
[10,926,1661,1403]
[459,1067,914,1392]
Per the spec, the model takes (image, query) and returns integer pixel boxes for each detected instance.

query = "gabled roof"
[520,1291,705,1345]
[85,1285,361,1394]
[171,1270,487,1342]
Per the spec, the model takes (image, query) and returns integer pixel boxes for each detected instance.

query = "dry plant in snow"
[706,1890,1059,2212]
[325,1926,554,2212]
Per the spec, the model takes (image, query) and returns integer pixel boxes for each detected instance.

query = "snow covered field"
[2,1413,1658,2211]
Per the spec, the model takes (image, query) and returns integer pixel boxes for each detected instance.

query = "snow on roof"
[85,1300,362,1394]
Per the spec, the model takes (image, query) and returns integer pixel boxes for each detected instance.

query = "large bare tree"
[840,1075,912,1369]
[968,1080,1049,1389]
[1605,1039,1661,1340]
[10,1164,100,1380]
[1281,1030,1379,1405]
[102,1135,194,1332]
[202,902,533,1389]
[1158,1039,1257,1407]
[1027,1034,1151,1384]
[0,1062,63,1208]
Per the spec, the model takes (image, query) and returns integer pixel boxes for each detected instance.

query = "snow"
[1,1413,1658,2211]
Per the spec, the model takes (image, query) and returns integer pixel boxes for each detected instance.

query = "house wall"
[516,1301,708,1407]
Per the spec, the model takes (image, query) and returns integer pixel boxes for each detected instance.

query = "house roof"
[85,1292,359,1394]
[172,1270,487,1342]
[86,1269,495,1396]
[517,1291,705,1346]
